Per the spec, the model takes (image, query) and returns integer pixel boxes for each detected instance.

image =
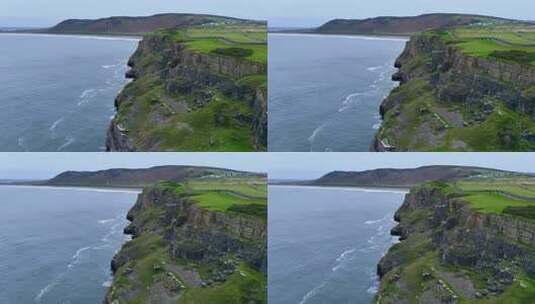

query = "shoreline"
[0,184,142,194]
[0,32,142,41]
[270,184,410,194]
[269,32,409,42]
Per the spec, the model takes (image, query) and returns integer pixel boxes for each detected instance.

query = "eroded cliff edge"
[373,28,535,151]
[105,182,267,303]
[106,28,267,152]
[376,182,535,303]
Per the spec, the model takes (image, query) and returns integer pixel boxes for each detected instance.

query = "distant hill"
[315,13,515,36]
[307,165,520,188]
[44,165,259,188]
[45,13,257,35]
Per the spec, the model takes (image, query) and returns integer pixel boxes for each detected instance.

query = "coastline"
[270,184,410,194]
[0,184,142,194]
[269,32,409,42]
[0,32,142,41]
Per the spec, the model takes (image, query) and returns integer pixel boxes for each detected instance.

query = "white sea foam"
[80,89,96,99]
[56,135,75,151]
[308,124,326,143]
[101,221,124,243]
[102,63,121,69]
[102,280,113,287]
[367,65,382,71]
[338,92,368,112]
[0,32,141,41]
[367,285,379,294]
[336,248,356,262]
[365,219,382,225]
[35,281,58,302]
[49,117,64,132]
[0,185,141,194]
[78,89,97,105]
[99,218,115,224]
[299,281,328,304]
[67,246,92,269]
[332,248,357,272]
[17,136,26,149]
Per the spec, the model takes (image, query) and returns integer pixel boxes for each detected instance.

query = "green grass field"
[443,24,535,65]
[158,176,267,218]
[158,24,267,64]
[454,178,535,216]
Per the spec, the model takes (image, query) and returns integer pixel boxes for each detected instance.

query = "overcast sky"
[0,0,533,28]
[1,153,534,180]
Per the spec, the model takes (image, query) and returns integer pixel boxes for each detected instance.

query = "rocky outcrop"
[105,185,267,303]
[373,32,535,151]
[106,33,267,151]
[106,119,135,152]
[376,183,535,303]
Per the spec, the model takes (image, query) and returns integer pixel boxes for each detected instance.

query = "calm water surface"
[0,34,138,151]
[0,186,139,303]
[269,185,407,303]
[268,34,406,151]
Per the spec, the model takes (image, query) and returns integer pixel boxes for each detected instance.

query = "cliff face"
[376,183,535,303]
[106,185,267,303]
[106,32,267,151]
[374,32,535,151]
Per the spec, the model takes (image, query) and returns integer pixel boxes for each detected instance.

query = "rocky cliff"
[105,183,267,303]
[106,27,267,151]
[374,29,535,151]
[376,183,535,303]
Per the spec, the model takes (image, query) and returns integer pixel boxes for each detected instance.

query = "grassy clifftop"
[376,177,535,303]
[106,176,267,303]
[107,22,267,152]
[374,22,535,151]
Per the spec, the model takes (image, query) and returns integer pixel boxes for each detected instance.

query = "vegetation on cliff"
[314,14,512,36]
[376,176,535,303]
[44,165,256,188]
[45,14,251,36]
[305,165,519,188]
[375,21,535,151]
[107,20,267,152]
[106,175,267,303]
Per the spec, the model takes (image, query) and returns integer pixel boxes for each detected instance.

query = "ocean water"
[268,34,407,152]
[0,34,139,151]
[268,185,407,304]
[0,186,139,303]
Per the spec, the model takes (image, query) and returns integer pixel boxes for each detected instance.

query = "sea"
[268,185,408,303]
[0,185,140,303]
[268,33,407,151]
[0,33,139,151]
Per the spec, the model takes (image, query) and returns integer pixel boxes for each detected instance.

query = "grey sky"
[1,0,533,28]
[267,0,535,27]
[0,0,268,27]
[1,153,534,181]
